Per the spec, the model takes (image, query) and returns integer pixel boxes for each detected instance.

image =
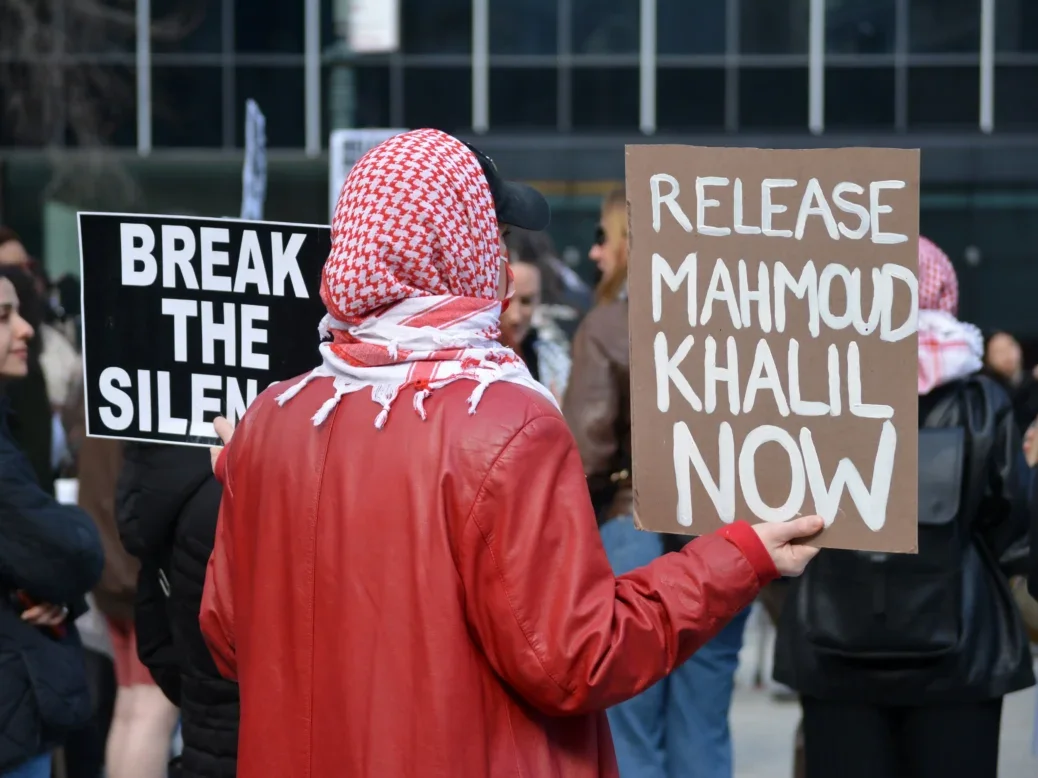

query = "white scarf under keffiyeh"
[917,310,983,395]
[275,295,558,428]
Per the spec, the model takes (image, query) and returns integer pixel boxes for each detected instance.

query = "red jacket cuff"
[718,521,779,586]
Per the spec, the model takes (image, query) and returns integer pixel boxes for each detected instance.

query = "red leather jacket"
[201,378,777,778]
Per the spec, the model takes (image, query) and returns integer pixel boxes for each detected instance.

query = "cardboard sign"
[626,146,920,552]
[78,213,330,448]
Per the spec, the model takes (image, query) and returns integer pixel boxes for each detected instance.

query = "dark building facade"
[2,0,1038,334]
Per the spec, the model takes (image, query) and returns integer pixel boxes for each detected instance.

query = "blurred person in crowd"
[0,265,104,778]
[24,260,80,413]
[67,443,183,778]
[117,443,238,778]
[0,227,30,269]
[506,225,593,340]
[774,237,1034,778]
[984,330,1038,432]
[199,129,822,778]
[55,362,179,778]
[563,186,752,778]
[985,330,1024,385]
[20,259,81,481]
[59,373,139,778]
[500,230,571,401]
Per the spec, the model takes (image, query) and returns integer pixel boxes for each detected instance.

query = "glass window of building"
[995,0,1038,51]
[236,67,305,148]
[571,68,639,129]
[403,67,471,132]
[490,69,558,129]
[657,0,726,55]
[740,0,809,54]
[909,0,980,53]
[571,0,639,55]
[154,0,223,53]
[0,63,137,148]
[323,65,393,135]
[826,68,896,128]
[490,0,557,55]
[656,69,726,131]
[907,67,979,127]
[153,66,224,147]
[995,67,1038,130]
[739,67,809,129]
[235,0,306,53]
[401,0,471,54]
[825,0,896,53]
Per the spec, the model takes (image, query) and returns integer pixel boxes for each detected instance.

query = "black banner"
[78,212,331,447]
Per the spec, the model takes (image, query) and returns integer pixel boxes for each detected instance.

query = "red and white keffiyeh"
[917,236,983,395]
[276,128,557,428]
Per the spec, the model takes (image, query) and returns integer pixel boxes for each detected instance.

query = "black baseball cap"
[464,142,551,232]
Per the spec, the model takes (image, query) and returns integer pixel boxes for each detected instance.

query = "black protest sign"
[78,213,331,447]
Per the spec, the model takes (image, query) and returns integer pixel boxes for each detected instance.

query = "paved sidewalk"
[731,605,1037,777]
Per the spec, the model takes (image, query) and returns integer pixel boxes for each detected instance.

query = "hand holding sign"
[754,514,824,576]
[210,416,234,472]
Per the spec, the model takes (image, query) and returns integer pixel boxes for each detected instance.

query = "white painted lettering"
[650,173,694,233]
[120,223,157,287]
[673,420,736,527]
[98,367,133,431]
[695,176,731,236]
[651,252,697,326]
[200,227,232,292]
[160,225,199,289]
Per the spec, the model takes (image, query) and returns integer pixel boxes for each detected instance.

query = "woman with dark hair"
[0,264,54,494]
[0,265,104,778]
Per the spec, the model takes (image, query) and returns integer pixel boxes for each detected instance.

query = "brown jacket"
[63,372,139,622]
[562,298,632,522]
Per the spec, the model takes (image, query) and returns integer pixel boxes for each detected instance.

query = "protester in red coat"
[200,128,822,778]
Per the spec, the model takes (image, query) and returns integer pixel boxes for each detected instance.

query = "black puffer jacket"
[0,397,103,770]
[775,375,1034,704]
[116,443,238,778]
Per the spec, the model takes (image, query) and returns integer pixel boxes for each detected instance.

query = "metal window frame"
[222,0,235,148]
[137,0,152,155]
[103,0,1023,149]
[304,0,321,156]
[980,0,995,133]
[472,0,489,132]
[639,0,657,135]
[808,0,824,134]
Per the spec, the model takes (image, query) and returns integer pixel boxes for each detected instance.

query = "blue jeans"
[1,753,51,778]
[600,516,751,778]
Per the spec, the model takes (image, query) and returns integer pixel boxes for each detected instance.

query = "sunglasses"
[593,225,606,246]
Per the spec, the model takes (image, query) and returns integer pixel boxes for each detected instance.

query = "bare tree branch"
[0,0,210,148]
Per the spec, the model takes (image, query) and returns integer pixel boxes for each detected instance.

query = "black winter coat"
[116,443,238,778]
[0,398,103,770]
[774,375,1035,704]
